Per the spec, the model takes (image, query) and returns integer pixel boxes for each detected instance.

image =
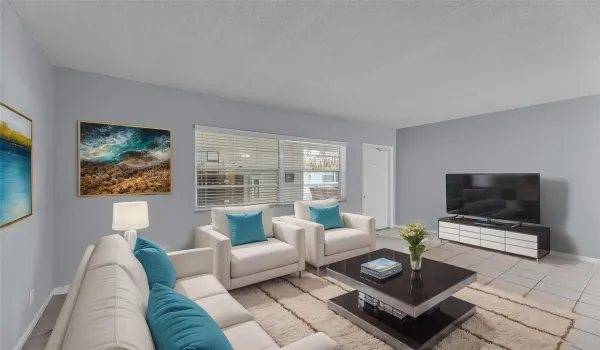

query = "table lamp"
[112,201,149,250]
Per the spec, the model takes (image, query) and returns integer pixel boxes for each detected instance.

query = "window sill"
[194,200,347,213]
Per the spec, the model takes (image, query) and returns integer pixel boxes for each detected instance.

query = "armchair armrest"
[195,225,232,289]
[273,221,305,271]
[278,216,325,267]
[342,212,376,251]
[279,332,338,350]
[167,248,213,280]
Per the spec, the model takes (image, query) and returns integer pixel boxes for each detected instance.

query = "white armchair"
[195,204,306,290]
[278,199,375,275]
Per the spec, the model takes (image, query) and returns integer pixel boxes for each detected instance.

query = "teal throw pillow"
[134,237,176,288]
[226,211,267,246]
[309,205,344,230]
[147,284,233,350]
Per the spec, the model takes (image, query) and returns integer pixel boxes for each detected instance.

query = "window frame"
[194,125,347,211]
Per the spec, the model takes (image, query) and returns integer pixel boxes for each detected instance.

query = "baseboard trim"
[14,291,53,350]
[395,224,438,236]
[548,250,600,264]
[53,284,70,295]
[14,285,71,350]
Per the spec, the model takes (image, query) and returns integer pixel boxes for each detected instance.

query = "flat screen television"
[446,173,540,224]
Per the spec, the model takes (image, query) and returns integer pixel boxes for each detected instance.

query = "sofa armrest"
[342,212,376,251]
[278,216,325,267]
[167,247,213,280]
[273,221,306,271]
[195,225,232,289]
[280,332,338,350]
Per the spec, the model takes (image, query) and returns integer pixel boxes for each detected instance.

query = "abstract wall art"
[78,121,172,196]
[0,103,33,228]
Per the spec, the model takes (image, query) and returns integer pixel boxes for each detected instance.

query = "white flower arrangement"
[398,223,427,261]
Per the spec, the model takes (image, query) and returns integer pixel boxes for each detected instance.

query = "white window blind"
[195,127,346,210]
[282,140,345,204]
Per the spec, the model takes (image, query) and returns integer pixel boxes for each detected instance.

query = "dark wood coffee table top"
[327,248,476,317]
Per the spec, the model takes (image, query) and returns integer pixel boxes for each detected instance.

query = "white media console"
[438,217,550,260]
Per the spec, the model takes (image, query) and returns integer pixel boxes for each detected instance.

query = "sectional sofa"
[46,234,337,350]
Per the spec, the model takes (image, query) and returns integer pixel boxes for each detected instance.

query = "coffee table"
[327,248,476,349]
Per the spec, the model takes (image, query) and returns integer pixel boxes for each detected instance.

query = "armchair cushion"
[324,228,372,256]
[227,211,268,246]
[230,238,299,278]
[309,205,344,230]
[294,198,338,221]
[212,204,274,238]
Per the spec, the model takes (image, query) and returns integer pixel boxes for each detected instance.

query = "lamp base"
[123,230,138,250]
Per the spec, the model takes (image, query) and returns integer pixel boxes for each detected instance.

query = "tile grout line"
[523,270,549,298]
[571,263,597,314]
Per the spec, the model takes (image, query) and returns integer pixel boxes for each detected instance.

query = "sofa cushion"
[223,321,278,350]
[147,284,233,350]
[62,265,155,350]
[134,237,176,288]
[194,293,254,329]
[227,211,268,246]
[212,204,274,238]
[324,228,372,256]
[174,274,228,301]
[87,234,150,305]
[231,238,298,278]
[309,205,344,230]
[294,198,338,221]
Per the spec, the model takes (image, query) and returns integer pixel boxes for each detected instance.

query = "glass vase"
[410,252,422,271]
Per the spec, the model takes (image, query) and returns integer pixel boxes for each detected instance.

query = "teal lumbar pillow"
[309,205,344,230]
[147,283,233,350]
[226,211,268,246]
[134,237,176,288]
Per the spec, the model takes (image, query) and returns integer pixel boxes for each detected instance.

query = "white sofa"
[195,204,305,290]
[278,199,376,275]
[46,234,337,350]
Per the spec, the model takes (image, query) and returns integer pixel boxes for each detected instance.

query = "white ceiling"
[11,1,600,128]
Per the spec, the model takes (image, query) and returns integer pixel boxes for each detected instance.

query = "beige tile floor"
[23,229,600,349]
[377,228,600,349]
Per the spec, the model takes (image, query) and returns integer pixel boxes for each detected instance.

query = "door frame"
[362,143,395,229]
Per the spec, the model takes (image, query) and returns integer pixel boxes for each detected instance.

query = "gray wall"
[1,3,55,349]
[53,68,396,286]
[396,95,600,258]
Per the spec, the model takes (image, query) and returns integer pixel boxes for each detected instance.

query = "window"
[195,126,346,210]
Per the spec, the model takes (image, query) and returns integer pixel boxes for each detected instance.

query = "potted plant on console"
[398,223,427,271]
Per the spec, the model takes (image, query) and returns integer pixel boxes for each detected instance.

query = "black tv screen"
[446,173,540,224]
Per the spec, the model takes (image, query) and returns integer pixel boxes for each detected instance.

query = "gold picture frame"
[77,120,172,196]
[1,102,33,228]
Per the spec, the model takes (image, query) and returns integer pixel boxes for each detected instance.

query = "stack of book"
[360,258,402,280]
[358,292,407,320]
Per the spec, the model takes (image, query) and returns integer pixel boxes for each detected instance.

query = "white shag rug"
[230,272,576,350]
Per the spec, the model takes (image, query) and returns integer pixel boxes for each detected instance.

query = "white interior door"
[362,145,391,229]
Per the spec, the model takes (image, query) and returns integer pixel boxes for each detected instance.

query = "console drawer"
[481,228,505,237]
[480,234,505,244]
[505,231,537,242]
[439,227,459,236]
[505,244,538,258]
[459,236,480,246]
[439,221,459,230]
[460,225,480,233]
[461,230,481,239]
[439,231,459,242]
[481,240,505,251]
[506,238,537,250]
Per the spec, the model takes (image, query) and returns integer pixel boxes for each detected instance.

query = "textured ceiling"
[11,1,600,128]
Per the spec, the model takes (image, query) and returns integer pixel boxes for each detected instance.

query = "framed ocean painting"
[78,121,172,196]
[0,103,33,228]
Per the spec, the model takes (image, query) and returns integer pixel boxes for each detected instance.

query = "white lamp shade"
[112,201,149,231]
